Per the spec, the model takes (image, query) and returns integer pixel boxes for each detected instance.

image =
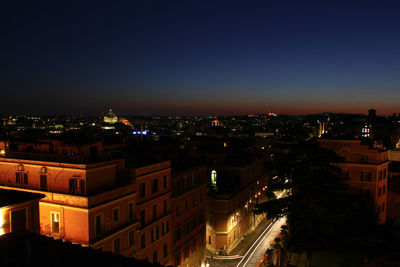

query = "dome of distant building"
[103,108,118,124]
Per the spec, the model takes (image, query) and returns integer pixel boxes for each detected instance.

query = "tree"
[255,139,377,267]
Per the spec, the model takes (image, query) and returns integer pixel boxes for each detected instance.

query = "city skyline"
[2,0,400,115]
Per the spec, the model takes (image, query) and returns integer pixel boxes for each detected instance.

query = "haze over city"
[2,0,400,115]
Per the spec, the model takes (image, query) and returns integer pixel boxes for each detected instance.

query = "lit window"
[51,212,60,234]
[211,170,217,186]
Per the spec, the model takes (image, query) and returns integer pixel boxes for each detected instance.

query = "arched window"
[211,170,217,186]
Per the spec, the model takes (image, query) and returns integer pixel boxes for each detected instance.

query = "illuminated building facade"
[318,139,389,223]
[0,138,173,265]
[133,161,172,266]
[171,165,207,266]
[206,157,268,253]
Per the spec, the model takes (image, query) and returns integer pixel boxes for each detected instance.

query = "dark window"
[156,226,159,240]
[11,209,26,233]
[192,196,196,207]
[176,205,180,217]
[113,238,120,254]
[95,214,103,236]
[69,178,85,194]
[40,174,47,190]
[113,208,119,223]
[384,169,387,179]
[192,217,197,230]
[183,244,190,259]
[175,251,181,266]
[151,228,154,242]
[166,220,169,233]
[163,176,167,188]
[129,231,134,247]
[153,204,157,220]
[152,179,159,193]
[140,210,146,226]
[183,220,190,236]
[140,183,146,197]
[129,202,135,221]
[163,243,168,258]
[153,250,158,263]
[163,199,167,214]
[185,200,188,211]
[361,171,371,182]
[208,235,211,244]
[191,174,195,186]
[16,172,28,184]
[379,187,382,197]
[340,170,349,180]
[382,202,385,212]
[379,170,383,181]
[141,233,146,249]
[174,225,181,242]
[383,185,386,194]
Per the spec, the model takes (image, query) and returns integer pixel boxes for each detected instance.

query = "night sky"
[2,0,400,116]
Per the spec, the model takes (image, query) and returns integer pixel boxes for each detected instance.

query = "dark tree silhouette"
[255,139,378,267]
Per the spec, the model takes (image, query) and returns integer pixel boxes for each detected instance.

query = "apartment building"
[171,165,207,266]
[206,154,268,253]
[318,139,390,223]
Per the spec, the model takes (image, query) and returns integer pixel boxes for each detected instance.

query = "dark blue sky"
[2,0,400,115]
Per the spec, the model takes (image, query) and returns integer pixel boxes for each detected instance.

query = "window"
[383,185,386,194]
[208,235,211,244]
[183,244,190,259]
[184,177,188,188]
[163,176,167,189]
[163,243,168,258]
[191,174,195,186]
[209,214,213,226]
[382,202,385,212]
[152,179,159,193]
[183,220,190,236]
[156,226,159,240]
[175,251,181,266]
[11,209,27,233]
[16,172,28,184]
[378,187,382,197]
[361,171,371,182]
[211,170,217,186]
[140,182,146,197]
[192,217,197,230]
[140,210,146,226]
[51,212,60,234]
[192,196,196,207]
[185,200,188,212]
[163,199,167,214]
[153,251,158,263]
[379,170,383,181]
[113,238,120,254]
[113,208,119,223]
[40,174,47,190]
[151,228,154,242]
[153,204,157,220]
[129,202,135,221]
[174,225,181,242]
[176,205,180,217]
[69,178,84,194]
[384,169,387,179]
[95,214,103,236]
[340,170,349,180]
[141,233,146,249]
[129,231,134,247]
